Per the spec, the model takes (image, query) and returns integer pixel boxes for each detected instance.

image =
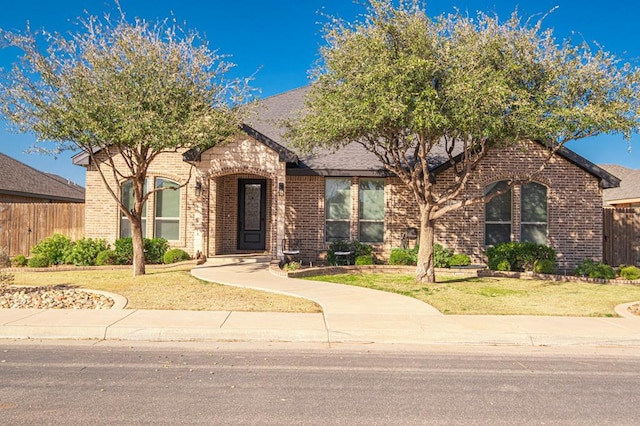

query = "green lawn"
[305,273,640,317]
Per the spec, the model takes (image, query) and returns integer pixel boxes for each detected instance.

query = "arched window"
[521,182,548,244]
[155,178,180,241]
[484,181,512,246]
[120,180,146,238]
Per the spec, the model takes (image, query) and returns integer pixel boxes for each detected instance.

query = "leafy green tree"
[287,0,640,282]
[0,9,251,275]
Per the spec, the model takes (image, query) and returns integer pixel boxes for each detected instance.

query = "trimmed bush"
[30,233,73,266]
[433,244,453,268]
[389,246,418,266]
[449,253,471,267]
[146,238,169,264]
[66,238,110,266]
[114,237,169,265]
[486,242,556,272]
[96,250,119,266]
[11,255,28,267]
[618,265,640,280]
[163,248,191,264]
[355,254,374,265]
[575,259,616,279]
[27,255,50,268]
[533,259,555,274]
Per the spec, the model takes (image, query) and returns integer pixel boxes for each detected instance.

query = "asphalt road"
[0,341,638,425]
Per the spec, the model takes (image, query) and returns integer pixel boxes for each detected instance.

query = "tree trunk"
[130,217,146,276]
[415,209,436,283]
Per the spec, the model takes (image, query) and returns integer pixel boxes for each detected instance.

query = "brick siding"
[84,138,603,269]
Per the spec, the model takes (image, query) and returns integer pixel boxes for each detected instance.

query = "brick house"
[75,87,619,270]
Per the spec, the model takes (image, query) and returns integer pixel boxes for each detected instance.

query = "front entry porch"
[201,172,281,258]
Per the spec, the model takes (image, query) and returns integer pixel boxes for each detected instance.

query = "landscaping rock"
[0,286,114,309]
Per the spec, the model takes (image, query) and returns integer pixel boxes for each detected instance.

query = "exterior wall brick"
[84,138,604,270]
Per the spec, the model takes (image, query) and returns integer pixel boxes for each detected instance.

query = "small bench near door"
[282,239,301,263]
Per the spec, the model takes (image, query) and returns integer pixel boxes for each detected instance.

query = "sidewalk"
[1,257,639,347]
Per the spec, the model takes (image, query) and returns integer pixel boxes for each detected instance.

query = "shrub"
[283,261,302,271]
[433,244,453,268]
[389,246,418,266]
[96,250,118,266]
[11,255,28,267]
[618,265,640,280]
[114,237,169,265]
[27,255,50,268]
[114,238,134,265]
[355,254,374,265]
[574,259,615,279]
[66,238,110,266]
[30,234,73,266]
[449,253,471,267]
[533,259,555,274]
[163,248,191,264]
[486,242,556,272]
[146,238,169,264]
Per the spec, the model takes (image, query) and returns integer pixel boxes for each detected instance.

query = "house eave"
[0,189,84,203]
[286,168,393,177]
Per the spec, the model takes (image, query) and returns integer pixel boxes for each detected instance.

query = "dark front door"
[237,179,267,251]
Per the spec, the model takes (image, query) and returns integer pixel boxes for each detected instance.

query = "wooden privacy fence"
[0,203,85,257]
[603,207,640,267]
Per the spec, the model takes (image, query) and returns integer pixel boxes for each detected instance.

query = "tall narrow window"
[359,179,384,243]
[120,180,146,238]
[325,178,351,241]
[155,178,180,241]
[521,182,548,244]
[485,181,511,246]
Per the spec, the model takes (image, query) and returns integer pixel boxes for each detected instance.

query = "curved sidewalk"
[0,258,639,346]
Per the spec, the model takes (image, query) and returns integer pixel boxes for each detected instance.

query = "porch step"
[205,254,273,265]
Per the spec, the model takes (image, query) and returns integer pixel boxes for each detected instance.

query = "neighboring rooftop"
[600,164,640,206]
[0,152,85,203]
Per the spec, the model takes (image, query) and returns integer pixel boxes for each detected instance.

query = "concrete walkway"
[0,257,639,347]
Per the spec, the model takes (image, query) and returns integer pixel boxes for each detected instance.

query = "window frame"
[154,177,181,241]
[484,180,512,246]
[520,182,548,244]
[358,178,385,243]
[325,178,352,242]
[120,180,147,239]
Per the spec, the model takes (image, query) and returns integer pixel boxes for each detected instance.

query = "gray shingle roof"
[246,86,620,188]
[0,152,85,202]
[600,164,640,204]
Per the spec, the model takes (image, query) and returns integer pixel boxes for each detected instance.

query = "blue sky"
[1,0,639,186]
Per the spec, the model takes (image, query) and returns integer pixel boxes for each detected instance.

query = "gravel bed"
[629,303,640,316]
[0,286,115,309]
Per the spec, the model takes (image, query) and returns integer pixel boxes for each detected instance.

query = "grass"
[305,273,640,317]
[10,265,321,313]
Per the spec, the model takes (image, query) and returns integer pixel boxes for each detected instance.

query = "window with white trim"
[154,178,180,241]
[359,178,384,243]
